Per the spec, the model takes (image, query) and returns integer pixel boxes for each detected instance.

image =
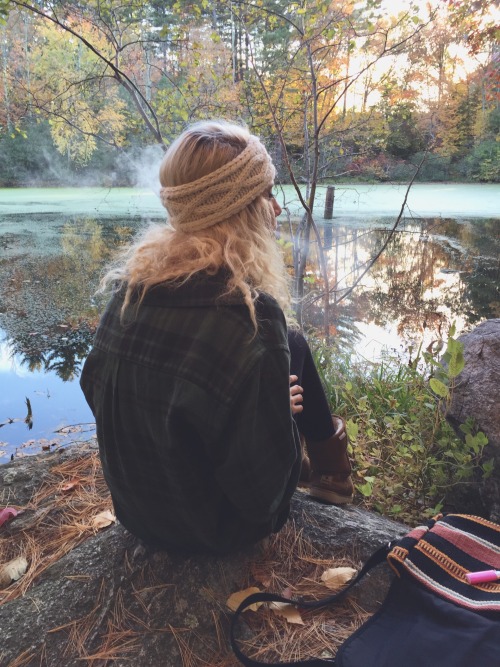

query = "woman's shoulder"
[255,290,283,316]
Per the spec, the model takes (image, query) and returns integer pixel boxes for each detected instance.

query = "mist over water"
[20,143,165,193]
[129,144,164,195]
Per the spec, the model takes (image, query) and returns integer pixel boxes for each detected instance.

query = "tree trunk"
[1,26,12,133]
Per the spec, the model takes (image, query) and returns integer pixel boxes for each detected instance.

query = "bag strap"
[231,542,392,667]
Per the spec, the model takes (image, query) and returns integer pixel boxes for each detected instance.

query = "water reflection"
[292,217,499,352]
[0,212,498,454]
[0,214,140,454]
[5,322,96,382]
[1,214,137,381]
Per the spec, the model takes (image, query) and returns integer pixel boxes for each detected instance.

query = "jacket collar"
[137,271,247,308]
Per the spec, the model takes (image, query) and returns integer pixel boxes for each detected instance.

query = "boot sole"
[309,486,353,504]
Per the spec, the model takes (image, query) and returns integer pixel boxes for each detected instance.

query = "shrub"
[310,328,489,522]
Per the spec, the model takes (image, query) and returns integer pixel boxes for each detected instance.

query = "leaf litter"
[2,450,372,666]
[320,566,357,589]
[0,447,114,605]
[0,556,28,588]
[226,587,262,612]
[227,521,370,664]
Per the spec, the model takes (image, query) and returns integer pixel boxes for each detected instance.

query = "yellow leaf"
[92,510,116,530]
[226,587,262,612]
[270,601,304,625]
[320,566,357,589]
[0,556,28,588]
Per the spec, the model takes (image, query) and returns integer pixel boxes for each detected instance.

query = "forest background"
[0,0,498,188]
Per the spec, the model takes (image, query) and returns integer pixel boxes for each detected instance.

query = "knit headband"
[160,135,276,233]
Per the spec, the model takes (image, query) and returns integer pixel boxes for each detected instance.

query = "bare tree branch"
[307,151,429,309]
[12,0,166,146]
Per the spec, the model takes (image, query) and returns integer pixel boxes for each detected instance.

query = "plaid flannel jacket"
[80,273,301,554]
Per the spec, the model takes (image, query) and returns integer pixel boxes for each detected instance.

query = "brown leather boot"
[306,416,354,504]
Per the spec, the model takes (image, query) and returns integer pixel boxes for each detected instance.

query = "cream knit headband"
[160,136,276,233]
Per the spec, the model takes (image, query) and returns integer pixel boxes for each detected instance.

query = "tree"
[384,99,425,159]
[222,0,433,330]
[26,19,129,163]
[0,9,33,134]
[11,0,169,146]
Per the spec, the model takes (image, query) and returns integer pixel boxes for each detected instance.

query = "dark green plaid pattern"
[80,274,301,554]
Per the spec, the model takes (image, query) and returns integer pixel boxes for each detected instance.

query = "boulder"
[445,319,500,520]
[0,444,406,666]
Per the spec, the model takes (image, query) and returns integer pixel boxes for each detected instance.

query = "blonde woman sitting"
[80,121,352,555]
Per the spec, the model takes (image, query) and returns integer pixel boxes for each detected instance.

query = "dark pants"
[287,330,334,441]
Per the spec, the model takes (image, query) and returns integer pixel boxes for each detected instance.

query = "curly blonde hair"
[101,121,292,327]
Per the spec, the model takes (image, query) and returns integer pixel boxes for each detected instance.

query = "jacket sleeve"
[213,345,301,527]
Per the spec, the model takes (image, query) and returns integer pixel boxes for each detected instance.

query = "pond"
[0,185,499,461]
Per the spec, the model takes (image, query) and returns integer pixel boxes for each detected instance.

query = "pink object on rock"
[0,507,18,528]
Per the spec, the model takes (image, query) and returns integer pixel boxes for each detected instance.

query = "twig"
[308,151,429,308]
[54,423,96,433]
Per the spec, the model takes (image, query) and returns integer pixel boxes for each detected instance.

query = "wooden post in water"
[324,186,335,219]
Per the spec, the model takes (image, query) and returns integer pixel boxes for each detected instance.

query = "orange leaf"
[61,479,79,492]
[250,566,272,588]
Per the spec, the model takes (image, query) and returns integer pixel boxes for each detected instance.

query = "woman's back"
[81,272,300,553]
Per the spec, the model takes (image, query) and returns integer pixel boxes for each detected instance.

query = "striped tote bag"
[232,514,500,667]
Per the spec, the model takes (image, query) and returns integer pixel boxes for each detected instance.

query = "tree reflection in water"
[293,217,499,353]
[0,214,498,382]
[0,215,136,381]
[0,211,498,455]
[7,323,96,382]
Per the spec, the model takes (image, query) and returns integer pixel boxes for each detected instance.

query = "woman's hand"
[289,375,303,415]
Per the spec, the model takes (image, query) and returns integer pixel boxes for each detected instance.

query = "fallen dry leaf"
[61,478,80,492]
[250,565,272,588]
[0,507,18,528]
[0,556,28,588]
[226,587,262,612]
[320,566,357,590]
[92,510,116,530]
[270,601,304,625]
